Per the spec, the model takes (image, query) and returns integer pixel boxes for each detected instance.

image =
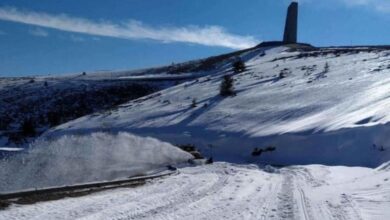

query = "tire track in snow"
[338,194,364,220]
[297,188,310,220]
[166,164,277,220]
[114,164,239,220]
[286,166,364,220]
[255,174,283,220]
[277,173,296,220]
[1,163,381,220]
[138,171,230,219]
[282,167,316,220]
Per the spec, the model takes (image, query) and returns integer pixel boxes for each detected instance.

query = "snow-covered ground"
[0,132,192,193]
[2,162,389,220]
[2,44,390,219]
[47,46,390,167]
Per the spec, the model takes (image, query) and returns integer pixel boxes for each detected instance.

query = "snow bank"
[0,132,192,193]
[376,161,390,171]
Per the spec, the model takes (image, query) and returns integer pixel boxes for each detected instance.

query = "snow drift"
[0,132,192,193]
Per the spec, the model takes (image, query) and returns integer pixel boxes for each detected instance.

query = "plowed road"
[1,163,389,220]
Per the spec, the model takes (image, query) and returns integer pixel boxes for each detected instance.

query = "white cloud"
[341,0,390,12]
[297,0,390,13]
[0,7,258,49]
[29,28,48,37]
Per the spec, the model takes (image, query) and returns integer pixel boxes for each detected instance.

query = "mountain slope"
[0,43,262,148]
[44,45,390,167]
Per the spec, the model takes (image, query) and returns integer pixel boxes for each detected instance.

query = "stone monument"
[283,2,298,43]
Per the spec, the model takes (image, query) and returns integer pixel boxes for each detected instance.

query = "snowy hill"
[46,45,390,167]
[0,60,219,147]
[0,45,258,148]
[2,45,390,220]
[0,76,156,147]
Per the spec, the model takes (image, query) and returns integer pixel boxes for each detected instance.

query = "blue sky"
[0,0,389,76]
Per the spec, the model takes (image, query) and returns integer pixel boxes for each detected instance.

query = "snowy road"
[1,162,390,220]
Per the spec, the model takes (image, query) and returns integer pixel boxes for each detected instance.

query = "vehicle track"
[297,188,310,220]
[0,163,382,220]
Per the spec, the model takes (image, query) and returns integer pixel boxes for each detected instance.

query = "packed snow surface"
[0,132,192,192]
[48,46,390,167]
[2,162,389,220]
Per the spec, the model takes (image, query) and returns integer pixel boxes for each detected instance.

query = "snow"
[0,132,193,193]
[2,162,389,220]
[118,72,206,81]
[0,63,195,147]
[2,45,390,219]
[0,147,23,152]
[46,46,390,167]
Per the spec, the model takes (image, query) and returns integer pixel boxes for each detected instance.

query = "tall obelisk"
[283,2,298,43]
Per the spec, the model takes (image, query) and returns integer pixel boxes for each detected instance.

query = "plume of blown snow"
[0,132,192,192]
